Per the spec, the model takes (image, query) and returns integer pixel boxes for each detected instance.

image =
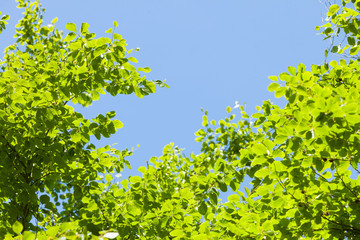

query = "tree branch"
[321,214,360,234]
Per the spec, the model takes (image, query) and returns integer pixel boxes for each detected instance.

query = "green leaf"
[350,46,359,55]
[279,72,291,81]
[96,37,111,47]
[113,119,124,129]
[133,84,143,98]
[329,61,338,69]
[137,67,151,73]
[81,22,90,35]
[144,81,156,93]
[209,191,218,205]
[170,229,184,237]
[128,57,138,63]
[77,65,88,74]
[287,66,296,76]
[40,194,50,204]
[343,103,358,113]
[251,157,267,166]
[268,82,280,92]
[1,14,10,21]
[274,135,288,144]
[66,22,77,32]
[12,221,23,235]
[125,160,131,169]
[323,171,332,179]
[180,188,194,200]
[105,174,113,182]
[331,45,339,53]
[23,231,35,240]
[271,197,285,209]
[130,176,142,183]
[273,149,285,158]
[228,194,240,202]
[219,182,227,192]
[347,114,360,123]
[268,75,278,81]
[226,106,231,113]
[113,33,122,40]
[121,179,129,189]
[244,186,250,196]
[252,143,268,155]
[339,59,347,67]
[327,4,340,16]
[274,87,286,98]
[254,168,270,178]
[138,166,147,174]
[337,160,350,174]
[64,32,77,42]
[198,201,208,215]
[348,37,355,46]
[51,17,58,24]
[301,157,312,168]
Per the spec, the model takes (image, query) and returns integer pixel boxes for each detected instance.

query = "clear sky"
[1,1,329,182]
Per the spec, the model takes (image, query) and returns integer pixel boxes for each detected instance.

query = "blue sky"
[1,1,329,181]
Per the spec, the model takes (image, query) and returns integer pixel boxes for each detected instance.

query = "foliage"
[0,0,167,238]
[2,0,360,239]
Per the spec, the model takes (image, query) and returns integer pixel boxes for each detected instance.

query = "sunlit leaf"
[12,221,23,235]
[66,22,77,32]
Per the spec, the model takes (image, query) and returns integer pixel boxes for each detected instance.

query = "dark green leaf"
[198,201,208,215]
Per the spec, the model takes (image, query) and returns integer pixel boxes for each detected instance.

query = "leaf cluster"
[2,0,360,239]
[0,0,166,237]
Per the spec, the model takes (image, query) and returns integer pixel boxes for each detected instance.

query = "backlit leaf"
[81,22,90,35]
[12,221,23,235]
[327,4,340,16]
[268,82,280,92]
[66,22,77,32]
[113,119,124,129]
[228,194,240,202]
[274,87,286,98]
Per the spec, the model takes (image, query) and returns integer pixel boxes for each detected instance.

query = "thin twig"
[321,214,360,234]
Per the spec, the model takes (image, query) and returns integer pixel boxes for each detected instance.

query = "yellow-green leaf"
[66,23,77,32]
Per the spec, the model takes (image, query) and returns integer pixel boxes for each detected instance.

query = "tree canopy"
[1,0,360,239]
